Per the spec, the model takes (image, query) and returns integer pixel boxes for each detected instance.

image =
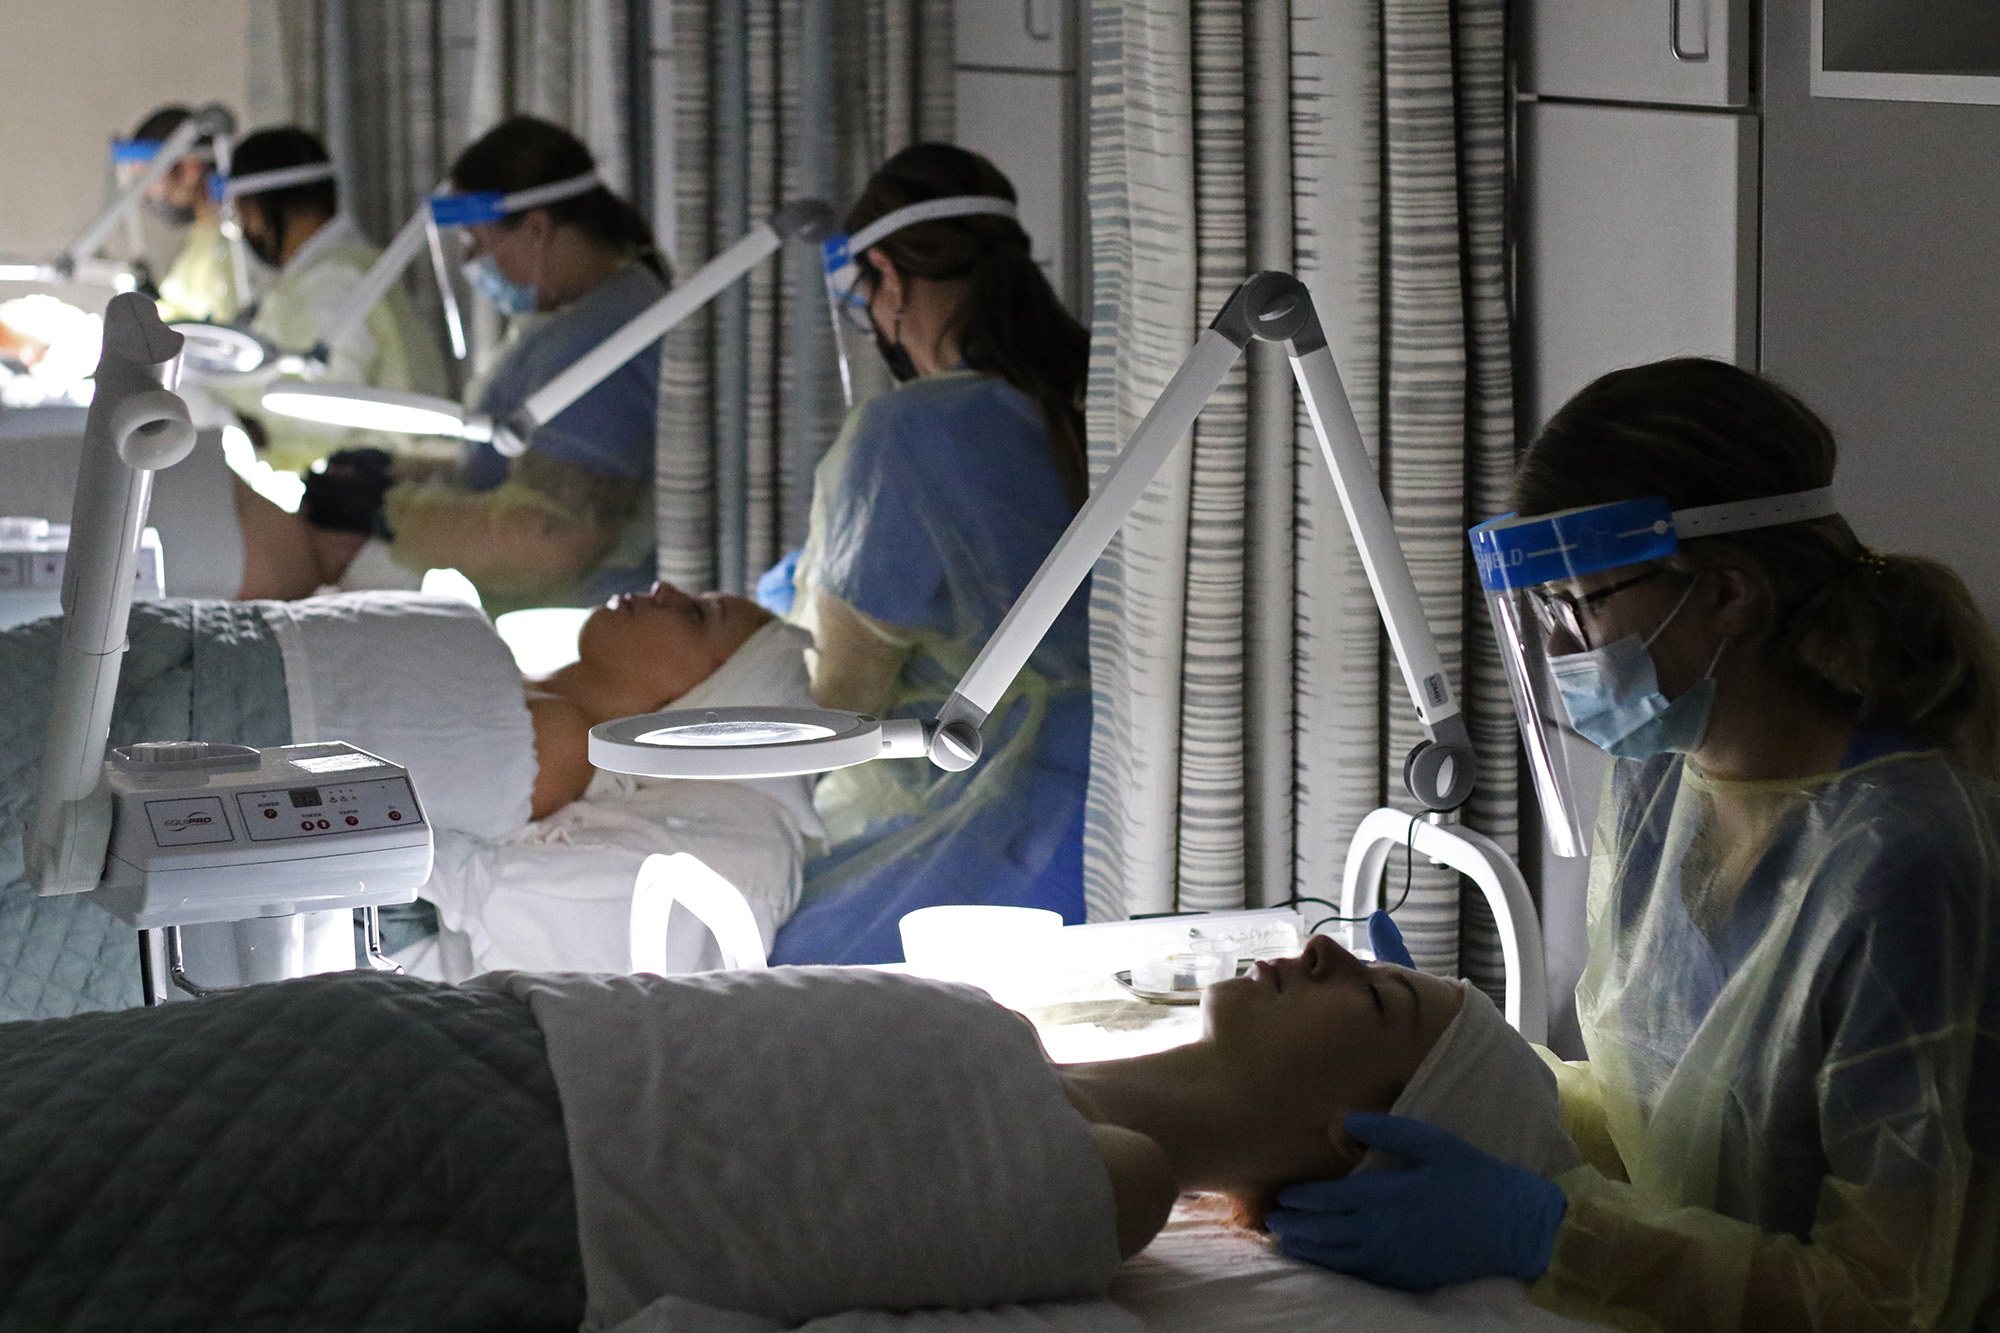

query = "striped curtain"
[654,0,954,594]
[1084,0,1515,991]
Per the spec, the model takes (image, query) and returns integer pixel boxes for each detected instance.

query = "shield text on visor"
[1468,486,1841,859]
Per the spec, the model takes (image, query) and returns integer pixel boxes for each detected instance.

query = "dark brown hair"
[845,142,1090,505]
[1520,358,2000,777]
[450,116,667,283]
[229,126,337,223]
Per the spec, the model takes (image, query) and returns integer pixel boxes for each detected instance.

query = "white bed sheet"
[266,592,806,977]
[1111,1195,1592,1331]
[412,768,806,978]
[598,1195,1594,1331]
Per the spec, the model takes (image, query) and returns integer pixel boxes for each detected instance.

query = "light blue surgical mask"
[1548,580,1726,760]
[462,254,538,317]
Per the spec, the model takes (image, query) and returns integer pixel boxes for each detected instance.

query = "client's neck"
[1059,1045,1334,1196]
[534,659,663,725]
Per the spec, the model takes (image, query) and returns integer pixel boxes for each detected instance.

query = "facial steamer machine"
[27,294,433,1003]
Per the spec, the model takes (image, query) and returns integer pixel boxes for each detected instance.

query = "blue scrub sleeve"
[814,405,950,635]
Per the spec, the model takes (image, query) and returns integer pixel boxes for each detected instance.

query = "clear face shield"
[428,170,602,319]
[818,194,1020,405]
[1468,487,1842,858]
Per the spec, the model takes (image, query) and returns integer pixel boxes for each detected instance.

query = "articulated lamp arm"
[488,199,837,456]
[256,200,834,447]
[929,273,1476,811]
[310,186,458,369]
[59,105,235,280]
[590,271,1478,808]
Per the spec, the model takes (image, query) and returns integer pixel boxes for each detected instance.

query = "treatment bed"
[0,961,1591,1333]
[0,591,811,1020]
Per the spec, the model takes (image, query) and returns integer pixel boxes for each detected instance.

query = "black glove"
[300,447,397,538]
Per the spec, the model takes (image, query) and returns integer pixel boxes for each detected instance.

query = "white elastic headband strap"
[1674,486,1841,539]
[501,170,602,215]
[845,195,1019,256]
[222,162,337,200]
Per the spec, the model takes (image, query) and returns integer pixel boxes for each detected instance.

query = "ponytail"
[1787,547,2000,778]
[953,241,1090,505]
[845,143,1090,506]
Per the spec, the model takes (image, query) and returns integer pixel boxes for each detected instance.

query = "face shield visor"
[819,194,1019,404]
[111,137,167,187]
[1468,486,1841,858]
[113,137,216,230]
[427,170,601,315]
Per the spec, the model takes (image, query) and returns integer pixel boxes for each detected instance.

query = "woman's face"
[1201,935,1463,1155]
[578,582,772,705]
[461,213,549,288]
[1540,564,1721,698]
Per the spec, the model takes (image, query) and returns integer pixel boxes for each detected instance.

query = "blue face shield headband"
[429,170,602,318]
[1468,486,1842,855]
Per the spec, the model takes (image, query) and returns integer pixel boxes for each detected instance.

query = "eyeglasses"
[831,272,874,333]
[1527,568,1670,646]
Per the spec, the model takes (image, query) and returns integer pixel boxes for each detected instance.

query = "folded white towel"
[263,591,535,840]
[479,968,1124,1329]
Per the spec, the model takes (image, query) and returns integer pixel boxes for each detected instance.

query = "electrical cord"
[1293,809,1425,936]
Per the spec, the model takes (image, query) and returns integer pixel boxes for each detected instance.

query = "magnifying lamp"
[593,271,1476,805]
[591,271,1550,1037]
[173,181,470,388]
[258,198,836,456]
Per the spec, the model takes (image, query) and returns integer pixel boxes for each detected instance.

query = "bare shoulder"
[527,693,595,819]
[1088,1123,1178,1260]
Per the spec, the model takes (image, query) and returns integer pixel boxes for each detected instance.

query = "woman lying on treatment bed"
[0,936,1577,1331]
[519,580,774,818]
[0,585,817,1020]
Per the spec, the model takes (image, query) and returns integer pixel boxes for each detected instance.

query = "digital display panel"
[288,787,323,809]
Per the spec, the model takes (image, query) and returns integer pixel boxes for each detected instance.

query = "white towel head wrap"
[664,618,824,838]
[1360,980,1580,1178]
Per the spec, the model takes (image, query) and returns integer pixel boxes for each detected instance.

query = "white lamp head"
[589,706,934,779]
[259,383,494,443]
[170,322,316,389]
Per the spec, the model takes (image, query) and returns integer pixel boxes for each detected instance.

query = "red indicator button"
[388,811,402,821]
[345,815,359,826]
[315,820,330,830]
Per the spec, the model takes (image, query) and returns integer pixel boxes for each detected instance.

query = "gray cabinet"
[952,0,1083,311]
[1518,0,1751,107]
[953,68,1076,303]
[1517,101,1759,432]
[954,0,1071,72]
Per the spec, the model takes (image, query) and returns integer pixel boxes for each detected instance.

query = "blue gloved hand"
[1368,909,1415,969]
[1265,1112,1567,1291]
[755,547,803,615]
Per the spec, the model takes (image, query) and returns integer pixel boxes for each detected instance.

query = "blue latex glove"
[1265,1112,1567,1291]
[1368,909,1415,969]
[755,547,803,615]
